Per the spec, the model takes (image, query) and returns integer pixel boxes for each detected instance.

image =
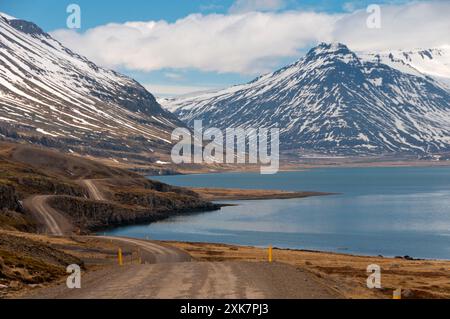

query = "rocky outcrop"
[0,184,20,211]
[10,176,86,198]
[113,190,205,210]
[0,183,36,231]
[48,195,220,232]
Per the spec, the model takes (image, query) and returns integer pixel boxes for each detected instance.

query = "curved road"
[22,195,71,236]
[80,179,105,201]
[22,182,341,299]
[99,236,192,263]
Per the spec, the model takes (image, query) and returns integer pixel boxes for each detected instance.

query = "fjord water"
[105,167,450,259]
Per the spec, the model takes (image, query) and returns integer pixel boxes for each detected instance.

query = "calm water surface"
[104,167,450,259]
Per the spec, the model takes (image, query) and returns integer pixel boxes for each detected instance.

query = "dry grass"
[3,232,448,299]
[168,241,450,299]
[0,231,142,298]
[0,231,83,297]
[192,187,330,201]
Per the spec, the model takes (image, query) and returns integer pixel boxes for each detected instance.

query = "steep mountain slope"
[164,43,450,155]
[0,14,182,159]
[360,46,450,91]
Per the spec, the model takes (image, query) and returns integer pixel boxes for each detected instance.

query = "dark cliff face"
[0,183,29,231]
[49,176,219,233]
[49,194,220,233]
[0,184,21,212]
[0,142,220,233]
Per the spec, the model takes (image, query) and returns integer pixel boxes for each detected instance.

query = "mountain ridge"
[0,15,183,161]
[162,43,450,156]
[359,46,450,91]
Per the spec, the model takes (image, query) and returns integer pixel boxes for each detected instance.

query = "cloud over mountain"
[51,1,449,75]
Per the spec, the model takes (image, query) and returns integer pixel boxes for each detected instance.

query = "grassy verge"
[168,241,450,299]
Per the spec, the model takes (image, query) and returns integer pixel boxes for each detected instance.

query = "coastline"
[2,231,449,299]
[191,188,335,201]
[166,241,450,299]
[84,188,334,233]
[2,142,450,299]
[100,155,450,177]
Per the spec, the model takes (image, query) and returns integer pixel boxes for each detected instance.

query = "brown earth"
[0,142,220,235]
[3,232,448,300]
[1,142,449,300]
[14,234,340,300]
[0,231,83,298]
[168,242,450,299]
[0,232,146,298]
[192,188,333,201]
[87,150,450,176]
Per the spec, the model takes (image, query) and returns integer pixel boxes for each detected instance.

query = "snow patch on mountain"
[0,12,16,21]
[0,16,183,155]
[360,46,450,90]
[164,43,450,156]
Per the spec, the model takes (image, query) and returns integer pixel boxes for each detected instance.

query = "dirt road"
[80,179,105,201]
[99,236,192,263]
[18,202,341,299]
[22,195,72,236]
[23,178,106,235]
[21,186,342,299]
[26,260,340,299]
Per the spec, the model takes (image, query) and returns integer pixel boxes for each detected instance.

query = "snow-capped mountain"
[163,43,450,155]
[360,46,450,91]
[0,13,183,157]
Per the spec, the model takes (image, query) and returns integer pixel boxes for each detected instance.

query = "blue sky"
[0,0,385,30]
[0,0,444,96]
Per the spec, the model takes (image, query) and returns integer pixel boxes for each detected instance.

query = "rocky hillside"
[0,14,183,160]
[0,142,219,233]
[0,232,82,293]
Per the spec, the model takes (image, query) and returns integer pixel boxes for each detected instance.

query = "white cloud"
[333,1,450,51]
[145,84,220,97]
[52,12,335,74]
[51,1,450,75]
[229,0,286,13]
[164,72,183,80]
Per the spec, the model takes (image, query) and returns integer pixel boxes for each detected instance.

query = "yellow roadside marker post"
[393,288,402,300]
[118,248,123,266]
[268,245,273,263]
[138,249,142,265]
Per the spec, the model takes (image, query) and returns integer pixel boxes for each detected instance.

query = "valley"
[0,141,342,299]
[1,9,449,302]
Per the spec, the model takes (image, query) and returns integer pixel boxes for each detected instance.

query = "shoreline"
[166,240,450,299]
[3,231,449,299]
[191,188,336,201]
[165,240,449,262]
[145,160,450,177]
[2,142,449,299]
